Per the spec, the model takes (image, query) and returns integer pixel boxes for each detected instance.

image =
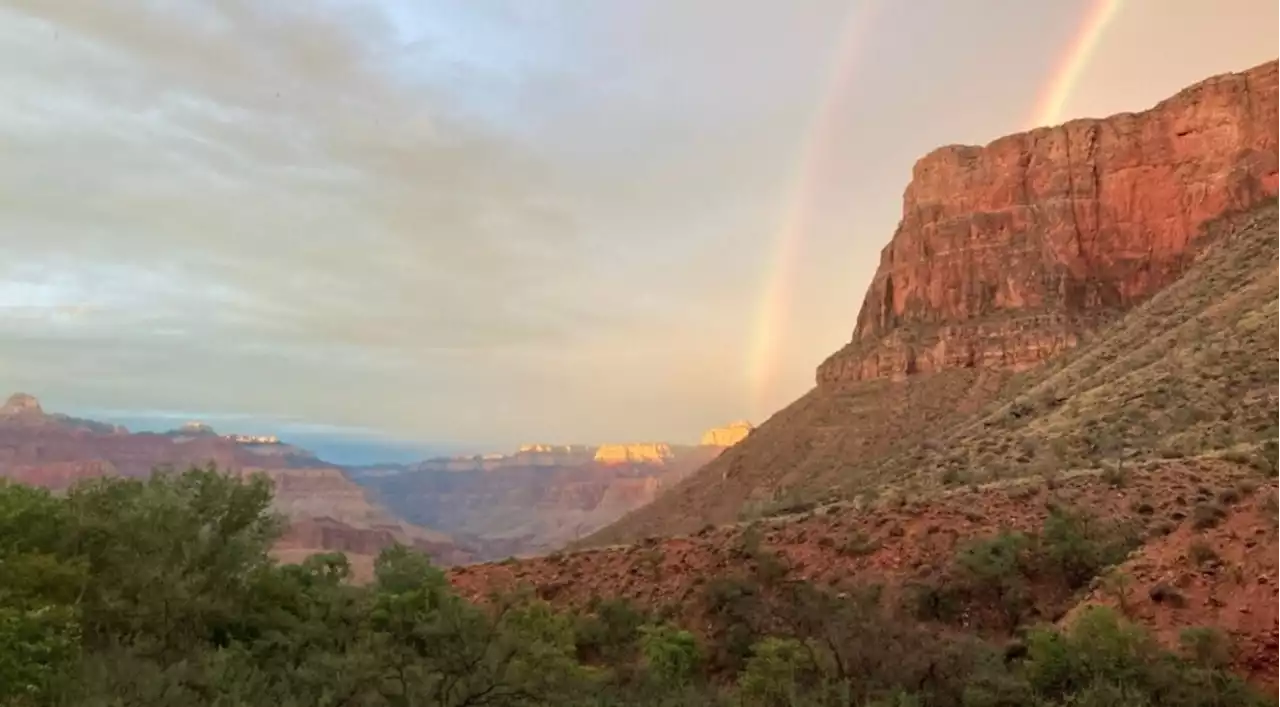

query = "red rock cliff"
[818,60,1278,385]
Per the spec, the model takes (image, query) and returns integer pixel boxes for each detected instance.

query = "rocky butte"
[699,421,754,447]
[593,442,674,465]
[583,59,1279,545]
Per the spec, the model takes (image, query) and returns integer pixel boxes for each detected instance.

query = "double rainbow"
[746,0,1124,419]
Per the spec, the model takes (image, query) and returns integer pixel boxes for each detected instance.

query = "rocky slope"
[582,59,1279,546]
[452,460,1279,688]
[351,428,751,558]
[455,198,1278,668]
[0,395,473,572]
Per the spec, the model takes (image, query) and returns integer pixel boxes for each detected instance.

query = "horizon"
[2,389,727,463]
[1,1,1276,450]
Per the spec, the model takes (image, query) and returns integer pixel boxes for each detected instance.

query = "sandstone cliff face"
[593,442,674,465]
[582,60,1280,547]
[699,421,754,447]
[818,60,1278,385]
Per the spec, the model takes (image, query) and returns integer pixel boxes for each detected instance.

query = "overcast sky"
[0,0,1275,450]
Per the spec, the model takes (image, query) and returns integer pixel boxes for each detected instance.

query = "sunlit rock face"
[580,60,1280,547]
[699,421,754,447]
[593,443,674,465]
[818,59,1278,386]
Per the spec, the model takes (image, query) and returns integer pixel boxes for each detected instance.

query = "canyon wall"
[352,428,747,556]
[818,60,1278,385]
[583,60,1280,545]
[593,442,674,465]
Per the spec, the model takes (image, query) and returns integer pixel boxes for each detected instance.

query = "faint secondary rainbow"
[1027,0,1124,128]
[747,0,880,419]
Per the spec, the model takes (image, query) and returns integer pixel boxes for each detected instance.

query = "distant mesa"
[0,393,129,434]
[412,425,759,474]
[168,421,280,445]
[518,443,593,454]
[699,420,754,447]
[177,420,218,435]
[225,433,281,445]
[593,442,673,465]
[1,392,44,418]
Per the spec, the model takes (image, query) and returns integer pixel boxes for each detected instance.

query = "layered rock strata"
[818,60,1278,385]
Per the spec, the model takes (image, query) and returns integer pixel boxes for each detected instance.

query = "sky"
[0,0,1275,455]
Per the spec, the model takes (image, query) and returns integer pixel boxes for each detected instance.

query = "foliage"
[0,468,1272,706]
[935,507,1142,631]
[737,637,814,706]
[637,623,700,686]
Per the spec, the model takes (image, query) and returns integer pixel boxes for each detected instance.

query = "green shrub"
[638,623,701,686]
[1179,626,1234,670]
[737,636,815,707]
[1037,507,1139,589]
[1191,502,1227,530]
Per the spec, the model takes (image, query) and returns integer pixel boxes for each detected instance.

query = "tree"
[0,482,83,704]
[638,623,701,687]
[738,636,814,707]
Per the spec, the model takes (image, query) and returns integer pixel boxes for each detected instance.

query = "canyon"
[582,59,1279,546]
[453,59,1280,688]
[0,391,758,563]
[349,421,755,557]
[0,393,477,573]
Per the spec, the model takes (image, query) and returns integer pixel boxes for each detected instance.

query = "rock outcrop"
[593,443,674,465]
[818,59,1278,385]
[0,392,43,419]
[582,60,1280,546]
[699,421,754,447]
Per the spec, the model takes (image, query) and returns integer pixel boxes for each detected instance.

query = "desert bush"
[1036,507,1139,590]
[638,623,701,686]
[1188,541,1219,567]
[1179,626,1235,670]
[1191,502,1227,529]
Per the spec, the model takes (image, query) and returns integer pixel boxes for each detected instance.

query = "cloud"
[0,1,600,426]
[1,0,1275,449]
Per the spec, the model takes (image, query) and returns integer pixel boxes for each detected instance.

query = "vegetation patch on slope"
[3,466,1275,706]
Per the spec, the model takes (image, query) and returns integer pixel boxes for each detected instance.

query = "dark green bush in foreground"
[0,467,1270,706]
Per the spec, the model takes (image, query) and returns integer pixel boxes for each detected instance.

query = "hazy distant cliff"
[349,424,752,557]
[0,393,475,572]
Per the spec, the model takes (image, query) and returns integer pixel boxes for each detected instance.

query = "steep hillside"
[352,428,748,557]
[452,459,1279,688]
[0,395,474,572]
[854,204,1278,491]
[583,59,1278,546]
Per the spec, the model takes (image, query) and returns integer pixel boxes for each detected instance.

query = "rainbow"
[747,1,1123,420]
[746,0,880,419]
[1027,0,1124,128]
